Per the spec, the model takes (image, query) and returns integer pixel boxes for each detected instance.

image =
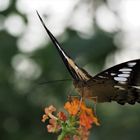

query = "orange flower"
[79,113,94,129]
[64,99,80,115]
[80,102,100,127]
[64,98,100,129]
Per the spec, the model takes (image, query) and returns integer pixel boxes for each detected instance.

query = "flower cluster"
[42,98,100,140]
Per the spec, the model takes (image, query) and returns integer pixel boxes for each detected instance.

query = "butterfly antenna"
[38,79,72,85]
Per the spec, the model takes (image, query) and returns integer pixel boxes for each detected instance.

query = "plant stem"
[57,132,66,140]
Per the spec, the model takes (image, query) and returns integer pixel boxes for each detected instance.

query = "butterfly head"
[37,11,92,82]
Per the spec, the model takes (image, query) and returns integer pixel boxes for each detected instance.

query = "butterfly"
[37,11,140,105]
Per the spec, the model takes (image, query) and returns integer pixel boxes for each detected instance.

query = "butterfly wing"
[37,11,92,81]
[92,59,140,105]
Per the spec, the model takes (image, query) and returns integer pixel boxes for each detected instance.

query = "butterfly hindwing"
[92,59,140,104]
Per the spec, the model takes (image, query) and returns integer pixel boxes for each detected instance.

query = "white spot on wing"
[62,50,68,59]
[122,71,130,74]
[75,66,78,70]
[114,77,127,82]
[118,73,130,78]
[127,62,136,67]
[119,68,132,72]
[114,85,125,90]
[98,75,107,78]
[119,81,126,84]
[111,73,116,76]
[55,42,69,59]
[132,86,140,89]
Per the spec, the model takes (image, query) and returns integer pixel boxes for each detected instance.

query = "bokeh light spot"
[4,13,26,36]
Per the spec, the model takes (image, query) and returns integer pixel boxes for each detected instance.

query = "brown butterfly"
[37,11,140,105]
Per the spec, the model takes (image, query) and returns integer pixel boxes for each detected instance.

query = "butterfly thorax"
[73,78,123,103]
[73,79,105,101]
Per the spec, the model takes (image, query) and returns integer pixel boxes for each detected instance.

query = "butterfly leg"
[77,87,86,111]
[89,96,98,116]
[77,96,83,112]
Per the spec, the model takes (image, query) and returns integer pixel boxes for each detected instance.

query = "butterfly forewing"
[37,11,92,82]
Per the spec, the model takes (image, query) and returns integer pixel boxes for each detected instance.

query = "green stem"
[57,132,66,140]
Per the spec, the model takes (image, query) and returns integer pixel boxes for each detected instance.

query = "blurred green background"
[0,0,140,140]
